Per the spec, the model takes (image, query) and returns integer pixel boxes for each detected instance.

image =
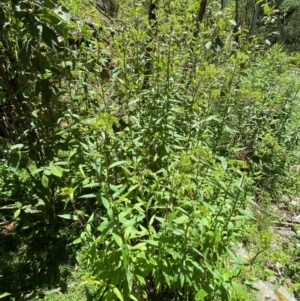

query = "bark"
[142,0,157,92]
[250,2,260,36]
[194,0,208,38]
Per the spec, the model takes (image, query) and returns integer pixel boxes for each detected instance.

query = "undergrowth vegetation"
[0,0,300,300]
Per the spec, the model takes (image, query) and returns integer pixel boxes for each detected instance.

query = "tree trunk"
[142,0,157,92]
[194,0,208,38]
[250,2,260,36]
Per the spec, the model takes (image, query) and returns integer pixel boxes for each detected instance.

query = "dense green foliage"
[0,0,300,300]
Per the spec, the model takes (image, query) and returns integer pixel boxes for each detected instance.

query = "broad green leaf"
[112,185,127,200]
[10,144,24,150]
[265,39,271,46]
[227,247,239,263]
[41,24,59,50]
[14,208,21,218]
[229,19,236,26]
[172,229,184,236]
[7,152,21,172]
[44,168,52,176]
[41,174,49,188]
[232,281,251,300]
[71,238,81,245]
[129,293,139,301]
[180,272,185,288]
[51,165,63,177]
[18,38,32,66]
[130,242,147,251]
[172,215,189,224]
[79,193,97,199]
[126,268,134,292]
[82,183,101,188]
[87,212,94,223]
[0,293,11,299]
[263,4,270,14]
[122,244,130,268]
[61,61,73,70]
[205,41,212,49]
[216,156,227,170]
[109,160,127,169]
[16,202,22,208]
[0,204,18,210]
[112,233,123,247]
[195,289,209,300]
[227,221,234,231]
[101,196,110,209]
[58,214,79,221]
[29,22,43,39]
[53,6,71,22]
[112,287,124,301]
[53,161,69,165]
[189,259,204,272]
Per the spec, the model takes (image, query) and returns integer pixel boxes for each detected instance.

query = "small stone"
[293,215,300,222]
[290,198,300,207]
[253,280,298,301]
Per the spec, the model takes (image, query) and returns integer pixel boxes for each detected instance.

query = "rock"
[293,215,300,223]
[231,242,249,261]
[290,197,300,207]
[253,280,298,301]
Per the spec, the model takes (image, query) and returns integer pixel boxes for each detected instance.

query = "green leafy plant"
[0,0,299,300]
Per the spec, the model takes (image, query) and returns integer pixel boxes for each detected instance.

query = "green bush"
[0,0,299,300]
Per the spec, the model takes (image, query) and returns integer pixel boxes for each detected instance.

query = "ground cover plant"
[0,0,300,300]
